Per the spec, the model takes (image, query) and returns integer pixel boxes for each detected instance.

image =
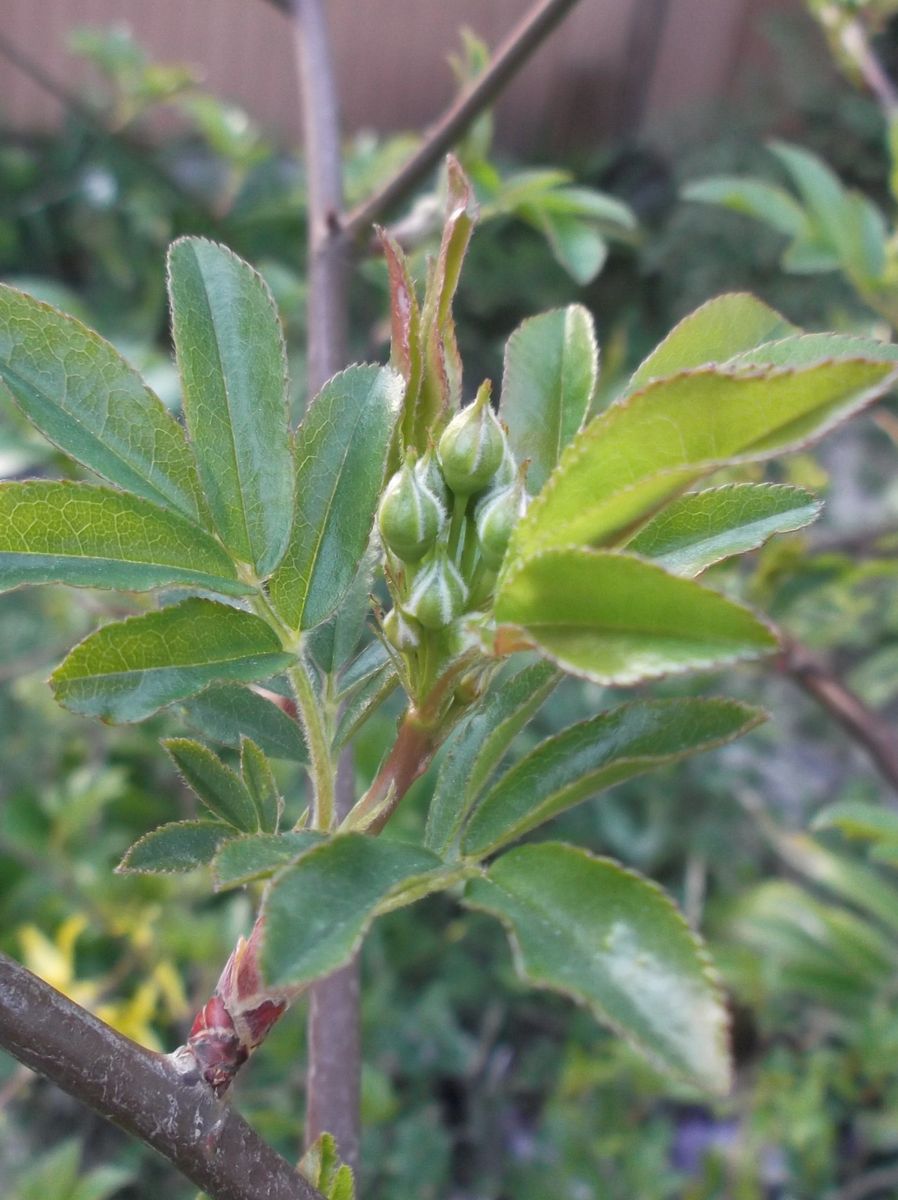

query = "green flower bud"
[490,437,518,490]
[475,471,527,571]
[405,550,468,631]
[438,381,505,496]
[415,449,451,511]
[383,607,420,651]
[378,460,445,563]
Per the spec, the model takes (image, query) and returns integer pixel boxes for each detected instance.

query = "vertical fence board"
[0,0,793,151]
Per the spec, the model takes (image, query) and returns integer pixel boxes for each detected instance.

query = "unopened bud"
[405,549,468,630]
[475,470,528,571]
[438,381,505,496]
[378,459,445,563]
[383,606,421,651]
[415,449,451,510]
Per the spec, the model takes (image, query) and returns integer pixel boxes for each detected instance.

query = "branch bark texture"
[779,636,898,799]
[0,953,325,1200]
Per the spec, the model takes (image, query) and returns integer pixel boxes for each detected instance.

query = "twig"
[0,31,212,218]
[778,635,898,798]
[289,0,358,1172]
[341,0,587,241]
[0,953,325,1200]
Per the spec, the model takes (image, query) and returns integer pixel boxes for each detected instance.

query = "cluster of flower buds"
[377,384,527,671]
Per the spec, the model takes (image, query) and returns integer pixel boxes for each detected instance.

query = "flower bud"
[415,448,451,510]
[438,381,505,496]
[475,470,527,571]
[383,607,420,651]
[405,549,468,631]
[378,460,445,563]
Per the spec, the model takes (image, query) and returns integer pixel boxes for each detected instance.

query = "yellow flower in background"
[18,914,188,1050]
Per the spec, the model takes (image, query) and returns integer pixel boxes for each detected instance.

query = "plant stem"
[289,0,359,1173]
[288,664,336,829]
[0,953,326,1200]
[348,711,440,835]
[341,0,587,240]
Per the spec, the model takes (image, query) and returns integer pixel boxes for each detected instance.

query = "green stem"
[288,663,336,830]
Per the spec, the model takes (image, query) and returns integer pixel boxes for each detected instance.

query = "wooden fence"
[1,0,800,151]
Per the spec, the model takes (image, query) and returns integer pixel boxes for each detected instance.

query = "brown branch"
[0,31,213,218]
[340,0,587,241]
[778,635,898,799]
[289,0,359,1171]
[0,953,325,1200]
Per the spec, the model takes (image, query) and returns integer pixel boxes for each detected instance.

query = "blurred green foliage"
[2,13,898,1200]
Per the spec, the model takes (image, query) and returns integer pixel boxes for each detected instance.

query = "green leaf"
[0,481,252,596]
[241,737,282,832]
[167,238,293,576]
[535,209,608,285]
[511,359,896,559]
[117,819,233,873]
[51,597,293,722]
[0,285,203,520]
[682,176,808,238]
[213,830,323,889]
[630,294,798,388]
[464,843,731,1093]
[774,833,898,937]
[463,698,763,856]
[269,365,402,631]
[180,683,307,762]
[494,549,777,684]
[333,659,400,749]
[725,332,898,370]
[537,186,638,240]
[812,800,898,844]
[164,737,259,831]
[728,880,893,1011]
[768,140,849,252]
[424,660,559,856]
[261,836,467,987]
[626,483,822,576]
[500,307,598,494]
